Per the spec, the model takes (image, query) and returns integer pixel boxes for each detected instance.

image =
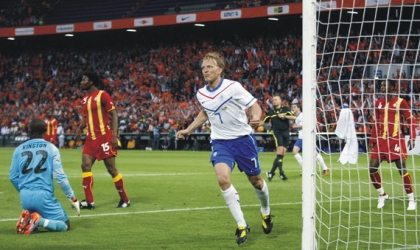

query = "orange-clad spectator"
[257,48,265,58]
[246,49,253,60]
[295,75,302,87]
[157,62,165,73]
[16,81,24,91]
[185,80,191,96]
[179,102,188,109]
[347,41,357,51]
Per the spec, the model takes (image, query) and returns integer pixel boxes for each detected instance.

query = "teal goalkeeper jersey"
[9,138,74,199]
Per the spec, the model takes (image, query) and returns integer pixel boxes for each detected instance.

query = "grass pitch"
[0,148,418,249]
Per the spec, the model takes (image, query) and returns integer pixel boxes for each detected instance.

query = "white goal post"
[302,1,317,249]
[302,1,420,249]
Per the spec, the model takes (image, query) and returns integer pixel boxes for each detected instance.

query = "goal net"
[303,1,420,249]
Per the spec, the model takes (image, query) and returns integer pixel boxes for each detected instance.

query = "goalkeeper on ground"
[9,119,80,235]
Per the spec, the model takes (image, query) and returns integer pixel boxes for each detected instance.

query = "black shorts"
[272,130,290,148]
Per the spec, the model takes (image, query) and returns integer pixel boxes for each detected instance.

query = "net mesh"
[313,1,420,249]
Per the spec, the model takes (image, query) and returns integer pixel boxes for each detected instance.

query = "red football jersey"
[370,96,416,142]
[81,90,116,140]
[45,118,58,136]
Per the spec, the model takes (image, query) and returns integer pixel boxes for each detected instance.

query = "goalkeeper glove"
[70,198,81,216]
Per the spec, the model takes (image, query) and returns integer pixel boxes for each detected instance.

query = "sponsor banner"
[93,21,112,30]
[317,1,337,10]
[221,9,242,19]
[267,5,290,15]
[176,14,196,23]
[15,27,34,36]
[366,0,390,6]
[134,18,153,27]
[56,24,74,33]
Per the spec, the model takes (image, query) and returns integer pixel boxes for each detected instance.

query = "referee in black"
[262,94,295,181]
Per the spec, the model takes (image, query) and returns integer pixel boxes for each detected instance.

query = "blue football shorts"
[210,134,261,176]
[294,138,303,149]
[294,138,321,153]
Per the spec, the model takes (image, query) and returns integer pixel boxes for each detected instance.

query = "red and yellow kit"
[81,90,117,160]
[370,96,416,162]
[44,118,58,144]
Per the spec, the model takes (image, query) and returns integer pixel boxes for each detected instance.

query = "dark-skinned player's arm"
[109,109,119,149]
[401,100,417,149]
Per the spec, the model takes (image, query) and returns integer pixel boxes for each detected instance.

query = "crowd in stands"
[226,0,301,9]
[0,0,51,27]
[0,20,304,139]
[0,0,303,28]
[1,4,420,151]
[316,27,420,135]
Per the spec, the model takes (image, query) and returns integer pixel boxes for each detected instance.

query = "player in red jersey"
[75,72,130,209]
[368,79,416,210]
[44,111,58,146]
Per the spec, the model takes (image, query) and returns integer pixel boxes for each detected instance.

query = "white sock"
[222,185,246,227]
[376,187,385,196]
[316,153,329,170]
[43,219,49,228]
[254,180,270,215]
[294,153,303,167]
[408,193,414,202]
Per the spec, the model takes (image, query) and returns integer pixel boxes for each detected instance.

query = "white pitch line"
[66,172,207,178]
[388,247,420,250]
[0,202,301,222]
[0,172,207,178]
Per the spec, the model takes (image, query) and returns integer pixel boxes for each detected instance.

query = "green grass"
[0,148,419,249]
[314,154,420,250]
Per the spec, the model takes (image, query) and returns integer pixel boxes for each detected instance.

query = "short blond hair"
[202,52,225,76]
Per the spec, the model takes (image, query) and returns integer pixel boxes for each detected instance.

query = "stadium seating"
[42,0,140,24]
[132,0,230,17]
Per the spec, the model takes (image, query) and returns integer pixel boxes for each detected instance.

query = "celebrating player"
[9,119,80,234]
[368,79,416,210]
[176,52,273,245]
[75,72,130,209]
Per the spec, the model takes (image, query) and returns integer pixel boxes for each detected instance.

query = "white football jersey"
[197,78,256,140]
[295,112,303,139]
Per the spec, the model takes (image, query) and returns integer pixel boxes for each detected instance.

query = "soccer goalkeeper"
[9,119,81,234]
